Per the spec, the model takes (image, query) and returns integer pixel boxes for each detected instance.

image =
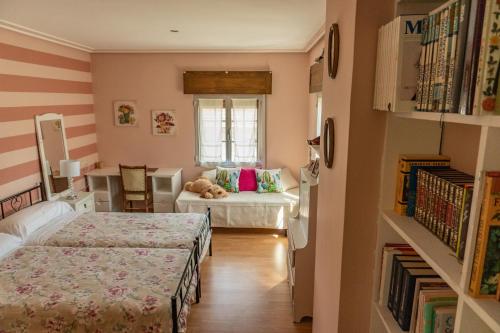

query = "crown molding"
[303,25,325,53]
[1,19,324,54]
[92,48,308,54]
[0,20,95,52]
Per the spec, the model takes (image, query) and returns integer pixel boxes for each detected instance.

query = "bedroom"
[2,0,498,333]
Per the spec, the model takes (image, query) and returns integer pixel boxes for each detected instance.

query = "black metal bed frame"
[0,184,43,220]
[171,240,200,333]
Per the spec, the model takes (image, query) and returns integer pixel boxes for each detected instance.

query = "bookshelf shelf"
[393,111,500,128]
[373,303,404,333]
[381,210,463,293]
[463,296,500,333]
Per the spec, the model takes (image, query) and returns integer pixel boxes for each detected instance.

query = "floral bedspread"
[0,246,195,333]
[43,212,207,250]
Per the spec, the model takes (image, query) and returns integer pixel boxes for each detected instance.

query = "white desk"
[86,167,182,212]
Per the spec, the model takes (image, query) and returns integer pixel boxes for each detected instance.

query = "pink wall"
[91,53,310,182]
[0,28,98,198]
[313,0,392,332]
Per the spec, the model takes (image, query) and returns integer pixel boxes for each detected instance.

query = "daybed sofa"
[175,168,299,229]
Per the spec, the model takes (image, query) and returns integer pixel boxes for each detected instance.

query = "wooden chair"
[119,164,153,212]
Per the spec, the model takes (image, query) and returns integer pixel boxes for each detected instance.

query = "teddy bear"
[184,177,228,199]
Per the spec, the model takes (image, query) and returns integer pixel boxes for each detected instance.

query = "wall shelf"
[393,111,500,128]
[373,303,404,333]
[381,210,463,293]
[463,296,500,333]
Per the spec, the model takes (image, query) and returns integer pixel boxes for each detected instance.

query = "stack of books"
[415,168,475,260]
[380,244,458,332]
[415,0,500,115]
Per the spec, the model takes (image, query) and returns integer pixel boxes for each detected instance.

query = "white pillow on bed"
[201,169,217,183]
[0,233,22,258]
[0,201,73,239]
[281,168,299,191]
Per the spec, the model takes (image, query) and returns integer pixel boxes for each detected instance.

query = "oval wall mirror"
[328,23,339,79]
[323,117,335,168]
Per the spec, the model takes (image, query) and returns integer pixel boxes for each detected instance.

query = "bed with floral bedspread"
[28,212,212,259]
[0,246,197,333]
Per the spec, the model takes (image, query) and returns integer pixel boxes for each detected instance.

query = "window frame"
[194,94,266,167]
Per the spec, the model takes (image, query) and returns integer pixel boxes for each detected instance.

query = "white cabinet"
[58,192,95,213]
[287,167,318,322]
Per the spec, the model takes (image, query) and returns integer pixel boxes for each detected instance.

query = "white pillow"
[281,168,299,191]
[201,169,216,183]
[0,233,22,258]
[0,201,73,240]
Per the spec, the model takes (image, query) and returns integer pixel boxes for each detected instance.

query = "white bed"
[175,187,299,229]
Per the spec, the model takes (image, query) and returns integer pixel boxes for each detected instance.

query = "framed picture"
[312,158,320,177]
[152,110,177,136]
[114,101,138,127]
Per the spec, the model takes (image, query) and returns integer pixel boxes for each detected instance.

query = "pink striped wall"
[0,28,98,199]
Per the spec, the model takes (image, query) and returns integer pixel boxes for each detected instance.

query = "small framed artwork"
[312,158,320,177]
[114,101,138,127]
[152,110,177,136]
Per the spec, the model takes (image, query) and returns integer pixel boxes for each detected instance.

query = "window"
[194,95,265,166]
[315,94,323,137]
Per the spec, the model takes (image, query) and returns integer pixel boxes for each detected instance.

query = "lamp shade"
[60,160,80,177]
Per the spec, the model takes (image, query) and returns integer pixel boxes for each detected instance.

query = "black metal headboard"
[0,184,43,220]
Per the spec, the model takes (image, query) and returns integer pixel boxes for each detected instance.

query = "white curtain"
[198,98,226,163]
[231,98,258,163]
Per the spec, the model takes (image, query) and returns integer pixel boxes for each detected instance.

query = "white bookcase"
[370,113,500,333]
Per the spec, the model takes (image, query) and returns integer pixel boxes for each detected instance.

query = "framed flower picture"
[114,101,138,127]
[152,110,177,136]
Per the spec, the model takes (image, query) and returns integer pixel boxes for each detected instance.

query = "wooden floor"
[188,231,313,333]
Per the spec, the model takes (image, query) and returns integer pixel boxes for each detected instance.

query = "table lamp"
[60,159,80,199]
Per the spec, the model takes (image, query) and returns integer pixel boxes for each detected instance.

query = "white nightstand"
[59,192,95,213]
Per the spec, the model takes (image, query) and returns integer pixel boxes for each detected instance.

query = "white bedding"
[175,188,299,229]
[24,211,79,245]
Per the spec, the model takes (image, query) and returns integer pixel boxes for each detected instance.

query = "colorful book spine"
[422,14,435,111]
[433,8,449,112]
[423,299,458,333]
[479,0,500,114]
[432,306,456,333]
[457,184,474,260]
[470,172,500,297]
[472,0,494,115]
[429,13,441,112]
[416,17,429,111]
[444,1,461,112]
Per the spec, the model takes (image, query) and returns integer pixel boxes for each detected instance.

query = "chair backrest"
[119,164,147,193]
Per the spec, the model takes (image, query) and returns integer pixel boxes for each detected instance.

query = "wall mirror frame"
[34,113,70,200]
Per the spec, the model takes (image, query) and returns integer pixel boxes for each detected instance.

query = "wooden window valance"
[309,60,323,93]
[183,71,272,94]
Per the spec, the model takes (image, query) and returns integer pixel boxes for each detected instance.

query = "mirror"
[35,113,70,200]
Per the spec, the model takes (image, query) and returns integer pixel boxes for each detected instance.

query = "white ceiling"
[0,0,326,52]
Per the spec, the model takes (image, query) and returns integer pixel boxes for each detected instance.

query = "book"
[407,164,450,217]
[415,290,458,333]
[432,305,457,332]
[395,154,451,216]
[478,0,500,114]
[459,0,487,115]
[378,245,417,306]
[429,11,442,112]
[409,278,449,333]
[422,13,436,111]
[388,256,425,311]
[470,172,500,297]
[472,0,494,115]
[397,268,440,330]
[423,299,458,333]
[457,183,474,260]
[392,264,433,320]
[432,7,449,112]
[416,16,429,111]
[444,1,460,112]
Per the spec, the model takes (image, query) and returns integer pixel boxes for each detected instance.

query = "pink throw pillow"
[239,168,257,191]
